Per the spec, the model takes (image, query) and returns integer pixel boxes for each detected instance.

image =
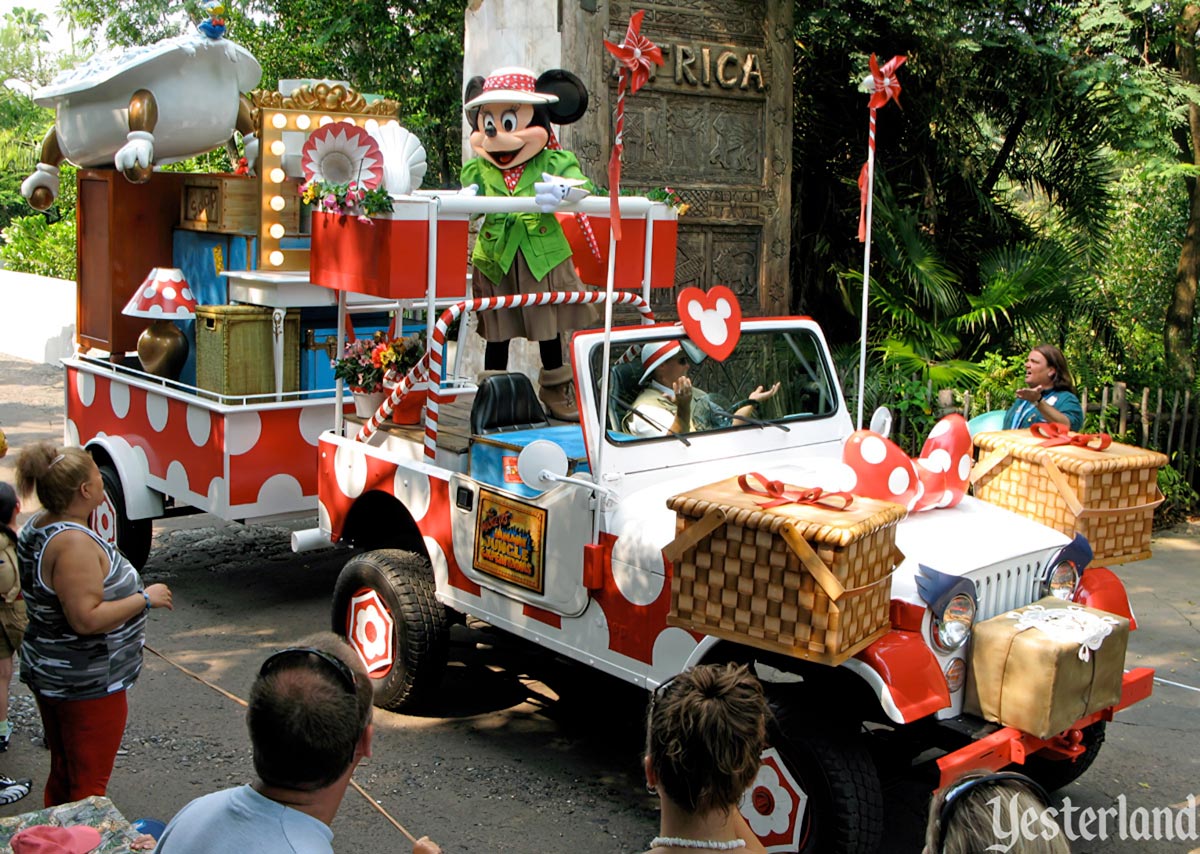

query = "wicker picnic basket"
[971,430,1167,565]
[663,475,906,666]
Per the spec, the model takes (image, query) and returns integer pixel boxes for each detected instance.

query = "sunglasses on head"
[259,646,357,696]
[935,771,1051,851]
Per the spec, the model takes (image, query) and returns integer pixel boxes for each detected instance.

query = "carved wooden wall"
[561,0,793,316]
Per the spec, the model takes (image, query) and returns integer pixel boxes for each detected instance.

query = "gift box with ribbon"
[964,596,1130,739]
[662,473,906,665]
[971,426,1168,565]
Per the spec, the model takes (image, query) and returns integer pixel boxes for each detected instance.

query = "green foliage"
[0,212,77,278]
[0,90,55,233]
[1156,461,1199,528]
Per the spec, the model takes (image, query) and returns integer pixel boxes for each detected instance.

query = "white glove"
[114,130,155,173]
[460,183,479,197]
[20,163,60,204]
[534,173,589,212]
[242,132,259,175]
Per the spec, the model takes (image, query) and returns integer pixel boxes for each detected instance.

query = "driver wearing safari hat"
[624,340,780,437]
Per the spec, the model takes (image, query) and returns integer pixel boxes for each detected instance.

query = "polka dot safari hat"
[465,67,560,109]
[121,268,198,318]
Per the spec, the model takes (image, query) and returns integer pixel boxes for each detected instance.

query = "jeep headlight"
[1042,559,1079,600]
[931,593,976,652]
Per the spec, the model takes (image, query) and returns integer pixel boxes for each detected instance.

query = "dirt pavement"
[1,352,1198,853]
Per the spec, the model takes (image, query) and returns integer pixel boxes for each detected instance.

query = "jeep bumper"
[935,666,1154,789]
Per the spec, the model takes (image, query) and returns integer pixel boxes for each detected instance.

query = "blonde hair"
[924,772,1069,854]
[646,663,768,815]
[15,442,93,514]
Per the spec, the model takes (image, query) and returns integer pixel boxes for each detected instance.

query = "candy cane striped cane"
[353,290,654,451]
[547,129,603,266]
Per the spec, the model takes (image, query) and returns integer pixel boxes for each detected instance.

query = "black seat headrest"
[470,372,550,434]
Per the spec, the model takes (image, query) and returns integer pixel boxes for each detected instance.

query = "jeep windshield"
[592,326,840,441]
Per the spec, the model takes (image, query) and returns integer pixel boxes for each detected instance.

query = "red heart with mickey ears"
[677,286,742,361]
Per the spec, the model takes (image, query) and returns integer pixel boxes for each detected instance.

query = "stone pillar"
[463,0,793,316]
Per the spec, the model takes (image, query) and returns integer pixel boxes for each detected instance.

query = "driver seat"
[470,372,550,434]
[607,358,645,431]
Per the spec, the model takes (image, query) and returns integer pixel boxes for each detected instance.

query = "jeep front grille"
[973,561,1044,621]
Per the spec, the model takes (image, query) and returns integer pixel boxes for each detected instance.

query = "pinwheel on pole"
[593,11,663,540]
[604,10,663,242]
[855,53,905,431]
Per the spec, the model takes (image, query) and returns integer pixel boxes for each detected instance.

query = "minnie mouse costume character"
[462,67,598,421]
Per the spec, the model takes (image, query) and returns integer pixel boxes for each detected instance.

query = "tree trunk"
[1167,5,1200,387]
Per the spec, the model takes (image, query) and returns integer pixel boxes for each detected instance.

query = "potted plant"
[332,336,387,417]
[376,334,428,424]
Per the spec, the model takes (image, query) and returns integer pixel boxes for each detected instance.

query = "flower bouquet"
[332,336,385,393]
[376,334,428,425]
[301,180,394,223]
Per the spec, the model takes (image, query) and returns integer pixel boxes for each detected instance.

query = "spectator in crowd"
[154,634,440,854]
[641,663,769,854]
[15,442,173,806]
[0,481,28,752]
[1003,345,1083,431]
[924,771,1069,854]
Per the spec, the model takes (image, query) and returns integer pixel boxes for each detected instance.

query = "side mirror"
[516,440,569,491]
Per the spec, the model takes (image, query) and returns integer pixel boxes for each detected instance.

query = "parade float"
[24,11,1160,854]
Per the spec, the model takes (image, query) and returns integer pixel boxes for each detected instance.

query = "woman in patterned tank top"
[14,442,174,807]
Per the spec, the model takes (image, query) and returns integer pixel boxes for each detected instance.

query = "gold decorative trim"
[250,84,399,117]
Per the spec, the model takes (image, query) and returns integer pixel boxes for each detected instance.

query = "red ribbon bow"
[604,10,664,95]
[737,473,854,510]
[867,54,906,109]
[1030,422,1112,451]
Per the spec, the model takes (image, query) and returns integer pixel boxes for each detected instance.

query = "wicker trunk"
[972,430,1167,565]
[664,477,905,666]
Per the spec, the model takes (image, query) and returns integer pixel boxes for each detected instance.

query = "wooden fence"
[953,383,1200,487]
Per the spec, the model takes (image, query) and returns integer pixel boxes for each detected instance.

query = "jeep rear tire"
[331,549,449,711]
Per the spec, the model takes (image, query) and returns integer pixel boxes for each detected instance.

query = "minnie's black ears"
[537,69,589,124]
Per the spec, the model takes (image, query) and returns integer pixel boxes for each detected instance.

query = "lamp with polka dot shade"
[121,267,198,379]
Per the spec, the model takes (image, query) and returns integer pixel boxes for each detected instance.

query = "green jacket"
[462,148,593,283]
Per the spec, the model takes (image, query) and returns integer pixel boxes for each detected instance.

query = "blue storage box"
[470,425,590,498]
[300,309,393,396]
[172,229,256,387]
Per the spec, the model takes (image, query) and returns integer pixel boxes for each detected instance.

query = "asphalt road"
[1,352,1198,853]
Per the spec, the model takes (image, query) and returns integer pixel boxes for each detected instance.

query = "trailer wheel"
[741,731,884,854]
[1020,721,1106,792]
[90,463,152,569]
[331,549,449,711]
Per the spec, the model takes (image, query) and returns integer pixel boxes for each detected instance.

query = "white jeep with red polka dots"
[320,305,1152,854]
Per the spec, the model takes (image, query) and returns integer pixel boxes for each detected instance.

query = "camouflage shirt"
[17,517,145,700]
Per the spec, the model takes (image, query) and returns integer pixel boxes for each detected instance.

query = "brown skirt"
[473,254,599,342]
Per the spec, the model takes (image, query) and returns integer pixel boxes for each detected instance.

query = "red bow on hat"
[604,10,663,94]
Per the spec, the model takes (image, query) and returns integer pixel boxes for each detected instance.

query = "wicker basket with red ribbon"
[663,473,906,665]
[971,425,1168,565]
